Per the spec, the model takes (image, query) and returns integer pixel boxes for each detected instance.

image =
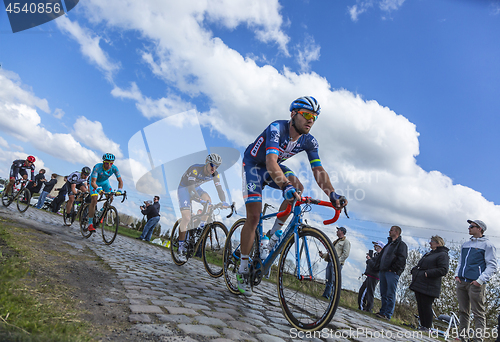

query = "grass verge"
[0,218,93,342]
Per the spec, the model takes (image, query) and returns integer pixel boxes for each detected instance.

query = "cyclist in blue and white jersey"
[4,156,36,197]
[237,96,348,296]
[64,166,91,219]
[86,153,124,232]
[176,153,229,261]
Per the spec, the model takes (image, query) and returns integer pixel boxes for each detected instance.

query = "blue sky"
[1,0,499,289]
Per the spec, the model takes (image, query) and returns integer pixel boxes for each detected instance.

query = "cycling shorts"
[90,180,112,197]
[66,181,87,196]
[9,167,27,180]
[177,186,207,210]
[242,162,295,203]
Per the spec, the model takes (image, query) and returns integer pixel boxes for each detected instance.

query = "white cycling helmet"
[206,153,222,166]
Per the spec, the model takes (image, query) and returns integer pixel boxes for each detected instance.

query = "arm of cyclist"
[115,176,124,194]
[266,154,300,201]
[90,177,98,191]
[312,166,347,209]
[70,183,78,196]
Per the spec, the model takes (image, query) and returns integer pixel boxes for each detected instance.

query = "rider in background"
[64,166,91,219]
[237,96,347,296]
[4,156,36,197]
[176,153,229,261]
[87,153,124,232]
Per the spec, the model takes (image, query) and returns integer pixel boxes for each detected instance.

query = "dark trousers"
[51,193,65,213]
[415,291,435,329]
[358,275,379,312]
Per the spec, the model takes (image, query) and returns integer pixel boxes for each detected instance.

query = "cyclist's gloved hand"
[329,191,347,209]
[96,187,103,194]
[282,183,297,201]
[115,189,124,195]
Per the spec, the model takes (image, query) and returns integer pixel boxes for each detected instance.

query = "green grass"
[0,222,93,342]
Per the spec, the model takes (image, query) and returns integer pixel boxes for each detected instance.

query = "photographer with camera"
[136,197,161,242]
[358,240,385,312]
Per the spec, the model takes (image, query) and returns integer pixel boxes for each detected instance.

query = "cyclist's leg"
[5,165,19,195]
[177,186,192,243]
[198,191,211,224]
[267,166,304,237]
[87,191,99,231]
[65,183,77,214]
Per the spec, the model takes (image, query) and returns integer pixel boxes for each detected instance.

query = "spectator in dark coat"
[27,169,46,195]
[410,235,450,330]
[375,225,408,320]
[358,240,385,312]
[35,173,58,209]
[51,176,67,213]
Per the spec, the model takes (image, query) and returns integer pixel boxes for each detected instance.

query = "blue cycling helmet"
[102,153,115,161]
[289,96,321,115]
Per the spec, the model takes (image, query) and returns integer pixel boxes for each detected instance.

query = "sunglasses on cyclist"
[103,161,114,165]
[297,111,318,122]
[210,163,218,169]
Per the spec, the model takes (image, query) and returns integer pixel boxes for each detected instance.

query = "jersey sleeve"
[265,122,281,157]
[91,165,99,180]
[112,165,121,178]
[305,136,322,168]
[213,172,226,202]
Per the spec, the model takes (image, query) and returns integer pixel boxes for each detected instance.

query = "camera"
[368,249,374,258]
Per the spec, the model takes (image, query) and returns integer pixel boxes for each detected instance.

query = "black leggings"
[415,291,435,328]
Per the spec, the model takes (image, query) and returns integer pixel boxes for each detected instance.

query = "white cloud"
[0,137,8,149]
[72,116,123,158]
[0,69,100,167]
[296,36,321,72]
[55,16,120,82]
[53,108,65,119]
[348,0,404,21]
[111,83,195,119]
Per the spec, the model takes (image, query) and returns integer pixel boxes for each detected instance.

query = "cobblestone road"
[0,205,438,342]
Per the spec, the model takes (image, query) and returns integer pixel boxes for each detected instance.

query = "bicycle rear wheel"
[79,204,93,238]
[16,188,31,213]
[170,220,187,266]
[101,206,119,245]
[277,226,340,331]
[201,221,228,278]
[223,218,257,295]
[2,189,13,207]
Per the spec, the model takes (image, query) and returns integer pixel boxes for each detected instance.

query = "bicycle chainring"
[251,259,263,286]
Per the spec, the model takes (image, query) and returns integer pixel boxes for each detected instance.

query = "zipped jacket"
[377,236,408,276]
[455,235,497,285]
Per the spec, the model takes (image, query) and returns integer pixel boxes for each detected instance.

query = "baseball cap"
[337,227,347,234]
[372,240,386,248]
[467,219,487,232]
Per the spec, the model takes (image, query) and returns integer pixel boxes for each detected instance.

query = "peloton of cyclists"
[86,153,124,232]
[4,156,36,198]
[237,96,348,296]
[176,153,229,262]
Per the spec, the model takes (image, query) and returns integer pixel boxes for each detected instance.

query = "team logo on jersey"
[247,183,257,191]
[251,137,264,157]
[311,138,319,149]
[193,170,198,175]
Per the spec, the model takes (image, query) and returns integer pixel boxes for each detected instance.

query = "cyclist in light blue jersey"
[87,153,124,232]
[237,96,348,296]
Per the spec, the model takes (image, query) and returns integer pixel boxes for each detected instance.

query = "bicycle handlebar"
[97,190,127,203]
[276,196,342,225]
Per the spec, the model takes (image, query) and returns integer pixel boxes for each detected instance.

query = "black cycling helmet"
[81,166,91,175]
[102,153,115,161]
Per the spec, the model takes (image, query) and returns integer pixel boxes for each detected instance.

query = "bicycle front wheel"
[101,206,119,245]
[223,218,257,295]
[170,220,187,266]
[62,203,76,226]
[16,188,31,213]
[277,226,340,331]
[201,221,228,278]
[79,204,93,238]
[2,189,13,207]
